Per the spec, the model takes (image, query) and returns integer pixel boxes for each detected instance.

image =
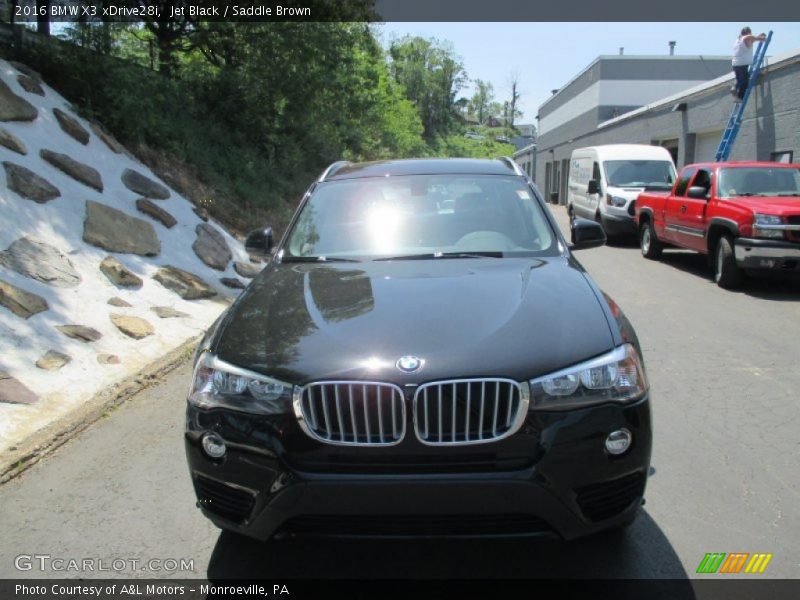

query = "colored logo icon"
[696,552,773,574]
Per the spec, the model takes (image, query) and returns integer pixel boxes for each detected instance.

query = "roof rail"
[318,161,351,182]
[498,156,524,176]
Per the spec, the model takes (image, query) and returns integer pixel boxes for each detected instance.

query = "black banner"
[3,579,800,600]
[4,0,800,23]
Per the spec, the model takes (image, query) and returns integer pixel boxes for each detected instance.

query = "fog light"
[605,429,632,455]
[202,432,226,459]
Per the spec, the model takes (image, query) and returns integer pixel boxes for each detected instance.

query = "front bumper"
[734,237,800,271]
[600,212,637,236]
[185,396,652,541]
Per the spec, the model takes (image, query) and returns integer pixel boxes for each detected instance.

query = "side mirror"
[687,186,709,199]
[570,217,606,250]
[245,227,274,259]
[587,179,599,195]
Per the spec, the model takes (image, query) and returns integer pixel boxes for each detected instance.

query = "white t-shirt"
[732,36,753,66]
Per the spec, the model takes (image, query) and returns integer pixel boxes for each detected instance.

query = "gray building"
[514,142,536,179]
[529,48,800,205]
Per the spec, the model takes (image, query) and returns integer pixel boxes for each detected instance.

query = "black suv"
[185,158,652,540]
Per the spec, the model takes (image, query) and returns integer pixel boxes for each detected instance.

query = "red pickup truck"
[635,161,800,288]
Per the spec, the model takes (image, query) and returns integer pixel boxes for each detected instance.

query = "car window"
[285,174,558,259]
[674,167,697,196]
[691,169,712,192]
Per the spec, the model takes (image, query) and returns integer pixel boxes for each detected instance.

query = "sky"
[376,22,800,126]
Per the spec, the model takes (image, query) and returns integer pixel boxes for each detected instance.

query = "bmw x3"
[185,158,652,540]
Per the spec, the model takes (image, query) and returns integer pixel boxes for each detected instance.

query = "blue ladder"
[715,30,772,162]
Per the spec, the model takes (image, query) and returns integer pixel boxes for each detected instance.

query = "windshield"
[285,174,558,260]
[603,160,676,189]
[718,167,800,198]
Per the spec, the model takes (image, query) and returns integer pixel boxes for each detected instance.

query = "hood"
[726,195,800,216]
[607,185,672,198]
[214,257,615,385]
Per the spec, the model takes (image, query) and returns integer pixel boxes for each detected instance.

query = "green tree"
[470,79,494,125]
[388,35,467,138]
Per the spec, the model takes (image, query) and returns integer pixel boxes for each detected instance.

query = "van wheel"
[714,235,743,289]
[640,221,662,259]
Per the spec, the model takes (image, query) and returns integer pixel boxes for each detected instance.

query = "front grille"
[194,475,256,524]
[296,382,405,446]
[413,379,528,445]
[575,472,646,522]
[277,514,553,537]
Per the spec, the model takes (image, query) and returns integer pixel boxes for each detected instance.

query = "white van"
[567,144,677,237]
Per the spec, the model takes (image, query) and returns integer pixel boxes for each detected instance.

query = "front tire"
[639,221,662,259]
[714,235,744,289]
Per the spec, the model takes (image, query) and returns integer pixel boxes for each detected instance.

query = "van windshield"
[603,160,676,189]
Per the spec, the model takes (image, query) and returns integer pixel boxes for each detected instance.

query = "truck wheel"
[714,235,743,289]
[640,221,662,259]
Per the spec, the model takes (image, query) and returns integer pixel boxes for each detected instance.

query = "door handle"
[680,205,687,213]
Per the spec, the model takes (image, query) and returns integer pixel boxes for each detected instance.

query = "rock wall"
[0,59,263,451]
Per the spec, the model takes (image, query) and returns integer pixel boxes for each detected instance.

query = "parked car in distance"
[464,131,485,140]
[495,135,511,143]
[636,161,800,288]
[185,158,652,541]
[568,144,677,239]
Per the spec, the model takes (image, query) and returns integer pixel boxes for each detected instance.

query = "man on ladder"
[716,29,772,161]
[731,27,768,100]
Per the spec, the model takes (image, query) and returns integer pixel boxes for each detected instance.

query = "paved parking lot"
[0,205,798,580]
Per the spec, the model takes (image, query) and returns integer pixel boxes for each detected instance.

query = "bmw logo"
[396,356,424,373]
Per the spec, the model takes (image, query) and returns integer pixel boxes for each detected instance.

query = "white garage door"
[695,131,723,162]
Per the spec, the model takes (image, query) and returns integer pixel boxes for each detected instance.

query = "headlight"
[529,344,647,410]
[606,194,627,207]
[752,214,785,239]
[188,353,293,414]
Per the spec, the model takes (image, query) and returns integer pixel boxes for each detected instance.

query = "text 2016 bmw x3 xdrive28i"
[185,158,652,540]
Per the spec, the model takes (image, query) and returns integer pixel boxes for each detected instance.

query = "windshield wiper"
[374,251,503,261]
[733,193,767,196]
[775,193,800,197]
[282,255,361,263]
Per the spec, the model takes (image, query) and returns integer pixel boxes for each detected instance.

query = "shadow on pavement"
[656,251,800,300]
[207,510,690,582]
[605,235,639,249]
[741,276,800,301]
[656,250,714,280]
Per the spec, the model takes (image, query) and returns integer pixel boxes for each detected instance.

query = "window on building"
[658,139,680,165]
[770,151,793,164]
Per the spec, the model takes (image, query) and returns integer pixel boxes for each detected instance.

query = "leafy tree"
[131,1,194,76]
[469,79,494,125]
[388,35,467,138]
